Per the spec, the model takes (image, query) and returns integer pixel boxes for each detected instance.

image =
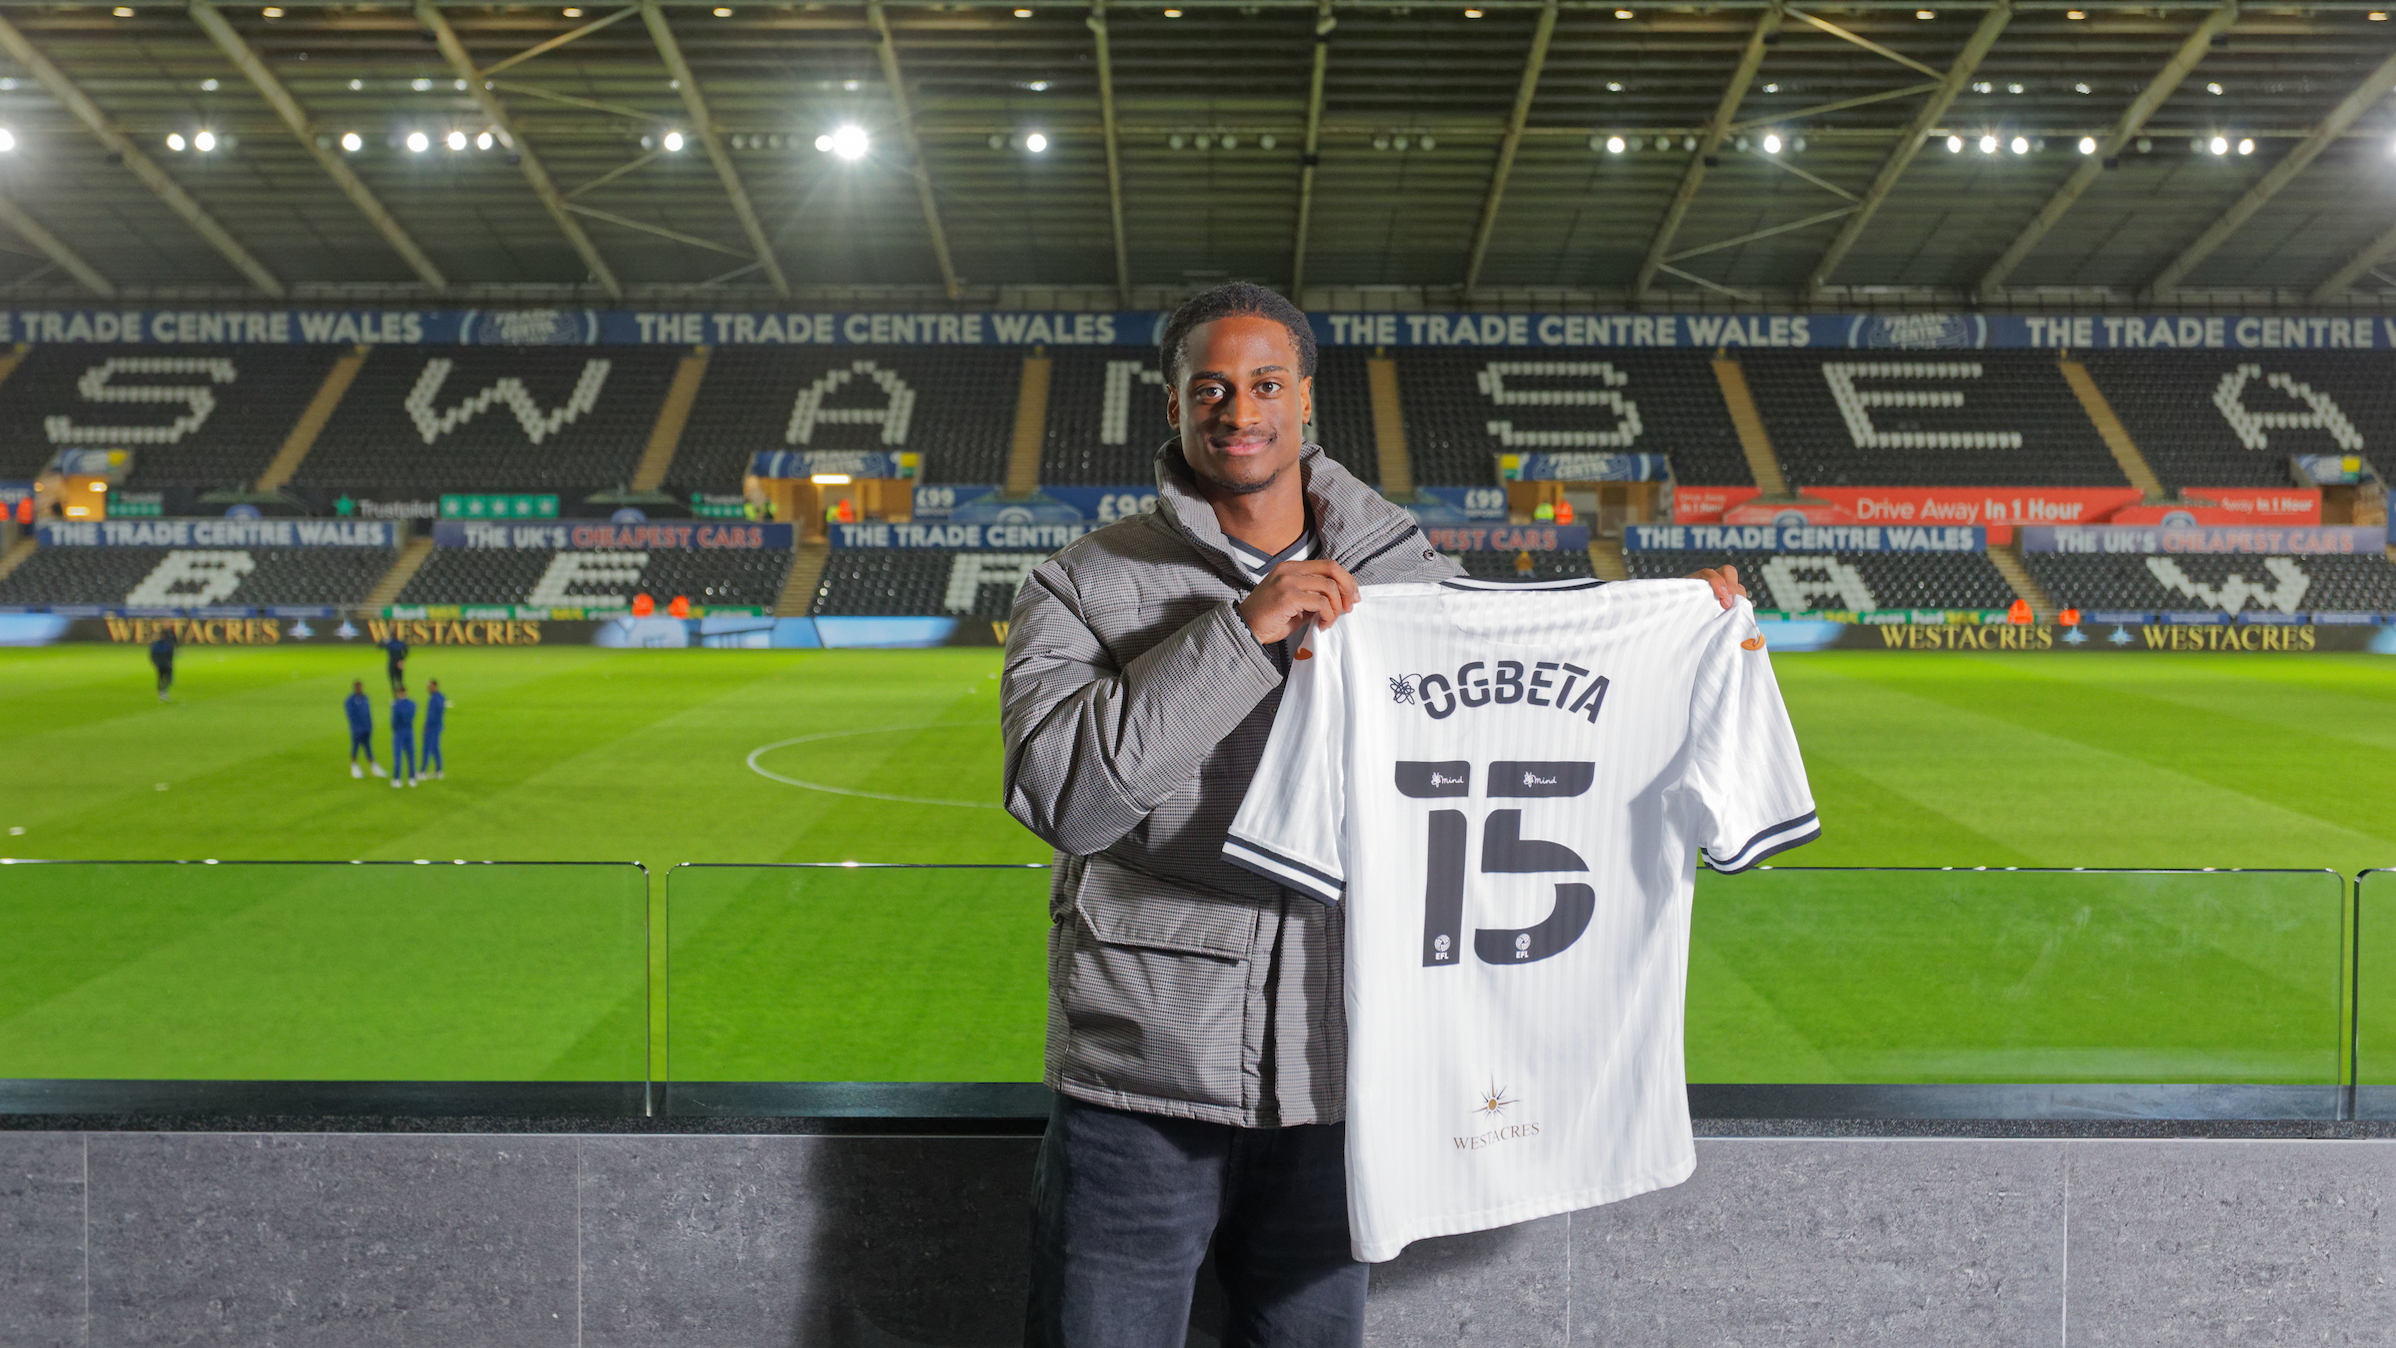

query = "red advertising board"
[1670,485,2321,536]
[2110,487,2321,525]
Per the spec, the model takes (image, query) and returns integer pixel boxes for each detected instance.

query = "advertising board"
[1628,524,1986,553]
[431,521,794,549]
[36,518,395,547]
[2018,525,2388,554]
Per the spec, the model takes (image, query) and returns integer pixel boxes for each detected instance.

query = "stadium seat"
[396,548,793,609]
[1737,352,2125,487]
[808,550,1040,621]
[1624,550,2017,611]
[0,344,344,492]
[1393,350,1750,488]
[0,547,391,607]
[1039,347,1379,487]
[673,346,1025,493]
[293,346,685,498]
[2023,552,2396,615]
[2079,352,2396,490]
[1454,550,1594,581]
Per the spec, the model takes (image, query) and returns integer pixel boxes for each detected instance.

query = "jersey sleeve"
[1222,623,1349,904]
[1685,601,1820,873]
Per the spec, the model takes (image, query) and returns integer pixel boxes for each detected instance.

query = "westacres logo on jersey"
[1455,1080,1541,1153]
[1390,660,1612,722]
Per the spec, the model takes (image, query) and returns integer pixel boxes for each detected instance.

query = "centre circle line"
[745,723,1004,809]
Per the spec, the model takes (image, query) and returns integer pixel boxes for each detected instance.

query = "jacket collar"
[1151,438,1417,581]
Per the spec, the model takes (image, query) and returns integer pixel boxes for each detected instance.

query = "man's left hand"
[1689,565,1746,609]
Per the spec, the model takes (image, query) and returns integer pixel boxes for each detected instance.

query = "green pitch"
[1,644,2391,1085]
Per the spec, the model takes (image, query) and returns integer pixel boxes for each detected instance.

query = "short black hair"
[1159,282,1317,387]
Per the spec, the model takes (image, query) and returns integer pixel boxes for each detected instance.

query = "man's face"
[1166,314,1313,498]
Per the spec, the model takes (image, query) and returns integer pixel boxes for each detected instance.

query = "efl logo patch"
[1741,636,1766,651]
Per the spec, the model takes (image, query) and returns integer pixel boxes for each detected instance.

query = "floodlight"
[413,78,432,92]
[829,125,868,160]
[193,130,217,152]
[1605,135,1626,154]
[2078,137,2098,155]
[664,131,685,152]
[1761,133,1781,154]
[1946,135,1962,153]
[202,79,219,91]
[341,131,363,152]
[2010,136,2028,154]
[1024,132,1048,153]
[2209,135,2228,155]
[1979,134,1998,154]
[476,131,493,150]
[2237,138,2254,155]
[407,131,430,153]
[2207,82,2223,95]
[444,130,465,151]
[167,133,187,152]
[810,474,852,485]
[1916,9,1934,17]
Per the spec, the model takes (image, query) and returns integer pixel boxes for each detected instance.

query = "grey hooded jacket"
[1001,440,1462,1127]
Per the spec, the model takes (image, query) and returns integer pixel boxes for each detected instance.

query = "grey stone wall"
[6,1131,2396,1346]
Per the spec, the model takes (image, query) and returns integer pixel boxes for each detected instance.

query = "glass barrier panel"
[666,864,1048,1084]
[1687,868,2346,1085]
[0,860,647,1083]
[2357,870,2396,1098]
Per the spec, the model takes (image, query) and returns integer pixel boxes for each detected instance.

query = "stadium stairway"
[254,345,368,492]
[1588,535,1629,582]
[1710,358,1793,498]
[777,541,830,616]
[1366,355,1414,496]
[629,346,711,492]
[1987,543,2060,621]
[0,535,32,585]
[1005,355,1052,497]
[363,536,433,609]
[2058,358,2164,500]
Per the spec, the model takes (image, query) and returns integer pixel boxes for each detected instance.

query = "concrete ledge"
[7,1132,2396,1345]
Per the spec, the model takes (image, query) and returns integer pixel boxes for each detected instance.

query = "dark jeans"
[1025,1095,1367,1348]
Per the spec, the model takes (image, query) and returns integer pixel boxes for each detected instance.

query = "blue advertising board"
[432,520,795,549]
[2019,525,2388,554]
[37,518,394,547]
[4,308,2393,351]
[1628,524,1987,553]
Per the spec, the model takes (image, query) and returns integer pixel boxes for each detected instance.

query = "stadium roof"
[1,0,2395,311]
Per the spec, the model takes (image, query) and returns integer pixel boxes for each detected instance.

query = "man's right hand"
[1236,559,1360,644]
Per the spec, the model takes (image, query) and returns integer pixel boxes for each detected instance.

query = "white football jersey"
[1223,577,1819,1262]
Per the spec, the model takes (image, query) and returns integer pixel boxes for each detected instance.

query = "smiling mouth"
[1212,436,1273,455]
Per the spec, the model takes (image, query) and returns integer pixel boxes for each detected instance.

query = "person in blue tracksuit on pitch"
[390,686,417,787]
[422,679,447,780]
[346,680,384,778]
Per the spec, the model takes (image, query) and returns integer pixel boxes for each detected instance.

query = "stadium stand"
[1455,550,1594,581]
[290,346,684,498]
[395,547,793,609]
[672,346,1025,494]
[1394,350,1749,488]
[2023,552,2396,616]
[1038,347,1379,486]
[2079,352,2396,490]
[0,547,390,608]
[1738,352,2125,488]
[807,549,1040,622]
[0,345,345,491]
[1626,551,2017,612]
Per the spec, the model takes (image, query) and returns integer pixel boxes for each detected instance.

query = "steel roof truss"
[1088,1,1133,306]
[0,193,113,297]
[418,1,623,297]
[1462,0,1559,297]
[478,6,641,81]
[868,1,964,302]
[1977,0,2238,299]
[1783,8,1945,80]
[192,0,448,292]
[643,1,790,296]
[0,11,282,296]
[2148,42,2396,297]
[1805,0,2012,296]
[1290,0,1337,298]
[1635,5,1780,299]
